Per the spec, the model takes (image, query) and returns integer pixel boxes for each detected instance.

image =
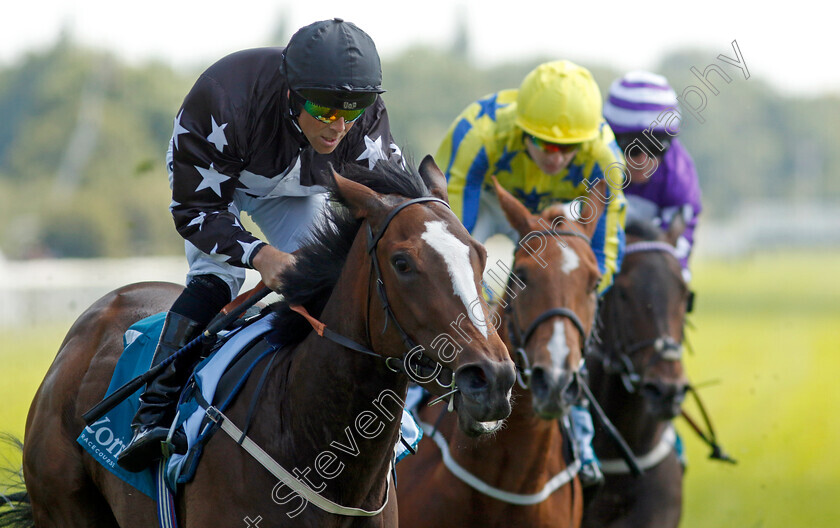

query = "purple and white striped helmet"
[603,71,679,134]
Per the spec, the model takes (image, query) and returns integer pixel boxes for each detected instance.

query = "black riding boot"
[117,311,202,472]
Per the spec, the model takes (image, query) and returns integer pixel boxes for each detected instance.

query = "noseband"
[591,241,685,394]
[506,230,593,391]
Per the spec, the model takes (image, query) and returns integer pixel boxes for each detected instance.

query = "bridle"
[505,229,593,393]
[589,241,685,394]
[293,195,456,389]
[366,196,456,386]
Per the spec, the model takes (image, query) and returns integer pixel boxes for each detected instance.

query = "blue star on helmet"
[494,146,519,174]
[513,187,552,213]
[475,94,508,121]
[562,163,586,187]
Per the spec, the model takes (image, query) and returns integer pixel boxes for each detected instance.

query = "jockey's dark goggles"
[526,134,581,154]
[303,100,366,124]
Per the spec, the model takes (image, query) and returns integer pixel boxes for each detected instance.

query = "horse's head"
[492,177,605,419]
[331,156,515,436]
[600,216,691,419]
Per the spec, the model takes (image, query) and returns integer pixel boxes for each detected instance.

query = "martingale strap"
[417,420,580,505]
[599,425,678,474]
[205,406,391,517]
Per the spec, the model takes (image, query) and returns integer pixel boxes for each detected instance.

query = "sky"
[0,1,833,98]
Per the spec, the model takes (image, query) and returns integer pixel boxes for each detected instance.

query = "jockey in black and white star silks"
[116,19,403,474]
[167,34,401,299]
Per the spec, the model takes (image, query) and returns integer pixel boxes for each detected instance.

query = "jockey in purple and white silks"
[603,71,703,279]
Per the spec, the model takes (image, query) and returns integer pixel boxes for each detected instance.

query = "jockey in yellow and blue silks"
[436,60,626,488]
[439,60,626,294]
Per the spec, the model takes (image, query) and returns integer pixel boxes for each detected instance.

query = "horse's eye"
[591,279,602,294]
[392,256,413,275]
[513,268,528,285]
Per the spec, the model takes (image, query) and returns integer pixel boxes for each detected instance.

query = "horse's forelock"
[625,218,665,242]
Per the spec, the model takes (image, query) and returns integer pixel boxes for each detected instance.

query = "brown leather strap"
[221,281,267,315]
[289,304,326,337]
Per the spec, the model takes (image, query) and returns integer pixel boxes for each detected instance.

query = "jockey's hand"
[251,245,297,292]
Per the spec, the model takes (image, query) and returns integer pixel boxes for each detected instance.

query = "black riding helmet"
[281,18,384,110]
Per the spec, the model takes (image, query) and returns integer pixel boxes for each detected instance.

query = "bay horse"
[582,217,691,528]
[396,178,608,528]
[13,156,516,528]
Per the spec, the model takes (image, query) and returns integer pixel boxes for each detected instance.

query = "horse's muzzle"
[642,378,689,419]
[453,360,515,425]
[529,366,578,419]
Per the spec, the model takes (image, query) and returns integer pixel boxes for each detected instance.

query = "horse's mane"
[624,218,665,242]
[593,217,669,344]
[268,158,430,345]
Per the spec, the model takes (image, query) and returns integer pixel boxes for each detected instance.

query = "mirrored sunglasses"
[303,100,366,124]
[527,134,580,154]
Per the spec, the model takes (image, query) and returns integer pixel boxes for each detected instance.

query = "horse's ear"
[329,166,387,220]
[491,176,536,237]
[418,155,449,203]
[665,207,688,246]
[576,178,608,238]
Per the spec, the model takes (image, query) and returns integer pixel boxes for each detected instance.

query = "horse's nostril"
[456,365,488,392]
[530,367,551,400]
[642,382,663,401]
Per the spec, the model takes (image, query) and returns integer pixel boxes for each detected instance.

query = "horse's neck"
[588,360,666,457]
[258,241,408,511]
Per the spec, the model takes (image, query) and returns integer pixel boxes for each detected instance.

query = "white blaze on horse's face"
[559,243,580,275]
[421,221,488,339]
[547,319,570,373]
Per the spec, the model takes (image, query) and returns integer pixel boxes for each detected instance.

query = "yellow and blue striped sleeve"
[585,128,627,294]
[437,120,485,230]
[438,92,516,232]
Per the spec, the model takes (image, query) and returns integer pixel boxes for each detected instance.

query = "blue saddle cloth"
[78,311,423,497]
[76,312,166,499]
[75,312,277,497]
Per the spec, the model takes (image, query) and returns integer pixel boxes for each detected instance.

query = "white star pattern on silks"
[187,211,207,230]
[356,135,386,170]
[172,110,189,150]
[207,115,228,152]
[238,239,263,265]
[194,163,230,197]
[232,217,243,230]
[209,243,231,262]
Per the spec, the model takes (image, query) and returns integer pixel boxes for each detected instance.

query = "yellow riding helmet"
[515,60,603,144]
